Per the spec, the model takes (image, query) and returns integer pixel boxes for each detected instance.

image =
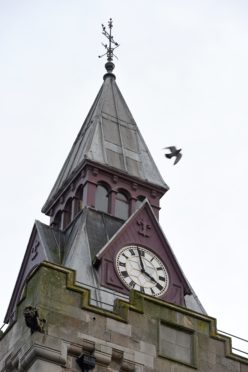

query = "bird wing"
[163,146,177,152]
[173,153,182,165]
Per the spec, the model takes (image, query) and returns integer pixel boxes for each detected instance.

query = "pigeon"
[163,146,182,165]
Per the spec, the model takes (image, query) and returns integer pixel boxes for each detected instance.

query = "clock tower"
[4,19,202,322]
[1,20,247,372]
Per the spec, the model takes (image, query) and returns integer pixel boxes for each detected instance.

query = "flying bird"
[163,146,182,165]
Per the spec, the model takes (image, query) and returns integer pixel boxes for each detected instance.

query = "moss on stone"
[3,261,247,367]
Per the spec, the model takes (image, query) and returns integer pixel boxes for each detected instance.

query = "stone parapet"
[1,262,247,372]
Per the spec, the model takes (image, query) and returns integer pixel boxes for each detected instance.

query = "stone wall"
[1,262,247,372]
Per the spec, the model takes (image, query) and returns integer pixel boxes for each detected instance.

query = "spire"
[42,21,168,214]
[98,18,119,80]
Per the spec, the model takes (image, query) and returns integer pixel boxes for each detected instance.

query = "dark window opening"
[64,198,73,228]
[53,211,62,229]
[95,184,109,213]
[74,185,84,216]
[115,191,129,220]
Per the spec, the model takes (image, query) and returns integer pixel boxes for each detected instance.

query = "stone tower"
[1,20,247,372]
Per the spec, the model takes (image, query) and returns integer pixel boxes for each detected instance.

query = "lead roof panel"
[42,76,167,213]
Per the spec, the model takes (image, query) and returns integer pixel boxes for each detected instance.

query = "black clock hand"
[137,248,158,283]
[137,247,145,273]
[143,271,157,284]
[137,247,159,284]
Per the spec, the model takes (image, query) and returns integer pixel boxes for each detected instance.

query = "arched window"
[63,198,73,228]
[136,196,145,210]
[95,184,109,213]
[74,185,84,216]
[53,210,62,229]
[115,191,129,220]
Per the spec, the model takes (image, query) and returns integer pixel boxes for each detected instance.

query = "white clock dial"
[116,246,169,297]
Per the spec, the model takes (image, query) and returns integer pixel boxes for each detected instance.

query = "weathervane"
[98,18,119,64]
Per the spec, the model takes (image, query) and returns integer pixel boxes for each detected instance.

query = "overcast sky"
[1,0,248,353]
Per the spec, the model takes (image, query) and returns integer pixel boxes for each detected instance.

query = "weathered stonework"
[1,262,247,372]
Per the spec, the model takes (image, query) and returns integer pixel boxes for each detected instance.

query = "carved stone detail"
[137,219,151,237]
[31,240,39,261]
[131,182,138,190]
[23,306,46,334]
[92,167,99,176]
[112,175,118,183]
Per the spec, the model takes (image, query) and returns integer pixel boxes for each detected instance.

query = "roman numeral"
[156,283,163,291]
[129,248,135,255]
[140,286,145,293]
[159,276,165,281]
[150,288,155,295]
[139,250,145,256]
[129,280,135,288]
[122,253,128,259]
[121,271,128,278]
[157,267,163,271]
[119,262,126,267]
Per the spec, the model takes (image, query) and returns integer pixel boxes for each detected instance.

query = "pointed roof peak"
[42,75,167,213]
[42,22,168,213]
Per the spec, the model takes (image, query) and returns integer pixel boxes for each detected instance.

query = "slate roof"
[42,73,168,213]
[36,220,65,264]
[63,208,124,265]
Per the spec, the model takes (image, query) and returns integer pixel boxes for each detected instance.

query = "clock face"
[116,246,169,297]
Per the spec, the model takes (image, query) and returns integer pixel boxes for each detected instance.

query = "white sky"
[1,0,248,353]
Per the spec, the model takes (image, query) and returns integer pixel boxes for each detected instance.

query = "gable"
[95,201,191,306]
[4,221,62,323]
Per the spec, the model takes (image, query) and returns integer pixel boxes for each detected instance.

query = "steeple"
[42,20,168,228]
[3,20,205,327]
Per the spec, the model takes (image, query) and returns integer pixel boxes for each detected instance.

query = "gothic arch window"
[63,198,73,229]
[53,210,62,229]
[95,183,109,213]
[74,184,84,216]
[115,190,130,220]
[136,195,145,210]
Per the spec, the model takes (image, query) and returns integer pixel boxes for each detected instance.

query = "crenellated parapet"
[1,262,247,372]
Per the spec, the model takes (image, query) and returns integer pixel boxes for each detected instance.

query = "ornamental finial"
[98,18,119,77]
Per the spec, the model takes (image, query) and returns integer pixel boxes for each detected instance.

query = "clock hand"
[137,247,145,273]
[137,247,160,284]
[137,248,158,283]
[143,271,158,284]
